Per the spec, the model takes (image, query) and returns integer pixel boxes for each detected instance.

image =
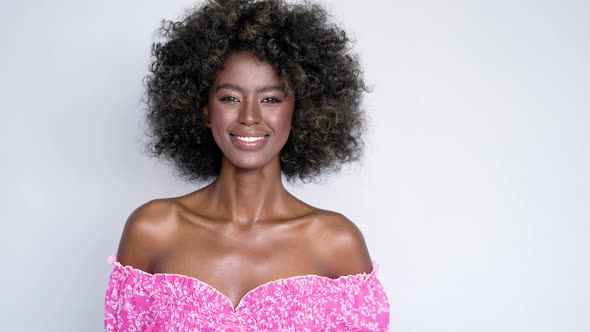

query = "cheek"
[208,104,225,123]
[206,107,232,148]
[267,108,294,133]
[208,106,235,131]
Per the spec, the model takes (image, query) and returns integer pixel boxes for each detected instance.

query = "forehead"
[212,51,283,88]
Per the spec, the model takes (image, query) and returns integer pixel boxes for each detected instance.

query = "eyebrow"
[215,83,284,93]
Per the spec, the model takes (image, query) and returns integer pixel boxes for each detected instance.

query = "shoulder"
[116,198,180,272]
[306,209,373,277]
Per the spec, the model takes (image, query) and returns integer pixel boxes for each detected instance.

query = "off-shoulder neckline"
[108,253,379,313]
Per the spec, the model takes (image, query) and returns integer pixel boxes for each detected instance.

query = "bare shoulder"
[116,198,179,271]
[306,209,373,277]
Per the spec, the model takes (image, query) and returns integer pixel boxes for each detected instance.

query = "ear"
[202,105,211,128]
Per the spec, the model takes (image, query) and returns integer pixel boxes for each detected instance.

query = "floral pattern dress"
[104,254,390,331]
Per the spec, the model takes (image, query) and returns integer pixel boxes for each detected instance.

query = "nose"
[237,98,262,126]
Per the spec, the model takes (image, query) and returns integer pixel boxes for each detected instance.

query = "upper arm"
[116,199,176,272]
[312,211,373,277]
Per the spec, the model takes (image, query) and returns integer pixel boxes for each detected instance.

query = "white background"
[1,0,588,331]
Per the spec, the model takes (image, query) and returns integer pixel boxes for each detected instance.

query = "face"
[204,51,295,172]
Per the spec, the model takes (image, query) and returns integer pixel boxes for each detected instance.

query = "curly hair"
[145,0,367,182]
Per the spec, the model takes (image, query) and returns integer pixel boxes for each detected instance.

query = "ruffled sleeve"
[322,264,391,331]
[104,254,157,332]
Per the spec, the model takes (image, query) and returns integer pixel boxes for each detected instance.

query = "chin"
[223,154,277,172]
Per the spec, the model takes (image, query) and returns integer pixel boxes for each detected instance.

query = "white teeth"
[235,136,265,142]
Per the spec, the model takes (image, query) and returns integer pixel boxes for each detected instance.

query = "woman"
[105,0,390,330]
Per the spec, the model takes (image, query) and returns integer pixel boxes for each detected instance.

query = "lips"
[229,131,270,150]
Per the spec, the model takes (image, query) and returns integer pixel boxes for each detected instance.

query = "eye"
[261,97,282,103]
[220,96,240,103]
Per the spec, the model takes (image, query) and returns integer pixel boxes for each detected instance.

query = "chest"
[151,222,329,308]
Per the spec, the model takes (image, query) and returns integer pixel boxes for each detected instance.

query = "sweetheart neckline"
[108,253,378,313]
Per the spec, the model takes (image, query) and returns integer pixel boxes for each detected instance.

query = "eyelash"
[219,96,282,103]
[261,97,281,103]
[220,96,240,103]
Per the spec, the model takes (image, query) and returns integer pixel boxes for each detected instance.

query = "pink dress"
[104,254,390,331]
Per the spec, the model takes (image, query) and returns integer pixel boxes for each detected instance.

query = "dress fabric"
[104,254,390,331]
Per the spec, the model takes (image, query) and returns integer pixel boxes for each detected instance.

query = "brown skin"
[117,51,372,309]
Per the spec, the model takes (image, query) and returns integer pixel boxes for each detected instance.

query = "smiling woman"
[204,51,295,171]
[104,0,390,330]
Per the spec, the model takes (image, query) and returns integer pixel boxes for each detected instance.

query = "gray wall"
[1,0,588,331]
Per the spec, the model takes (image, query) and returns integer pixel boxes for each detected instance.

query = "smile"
[235,136,265,142]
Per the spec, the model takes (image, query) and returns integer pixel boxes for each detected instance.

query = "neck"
[204,157,291,228]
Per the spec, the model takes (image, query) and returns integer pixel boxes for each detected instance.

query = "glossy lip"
[229,130,270,150]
